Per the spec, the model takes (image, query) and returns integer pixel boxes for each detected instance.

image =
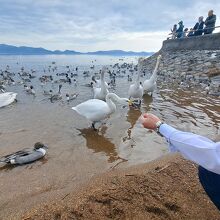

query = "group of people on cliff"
[170,10,217,39]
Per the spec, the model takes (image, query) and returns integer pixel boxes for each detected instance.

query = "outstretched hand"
[139,113,161,130]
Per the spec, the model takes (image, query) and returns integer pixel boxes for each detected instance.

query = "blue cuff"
[159,124,177,139]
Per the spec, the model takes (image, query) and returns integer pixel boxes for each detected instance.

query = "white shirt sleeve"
[159,123,220,175]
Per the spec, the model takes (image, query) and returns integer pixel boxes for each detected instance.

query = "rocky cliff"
[139,48,220,96]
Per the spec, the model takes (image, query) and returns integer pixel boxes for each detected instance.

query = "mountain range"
[0,44,153,56]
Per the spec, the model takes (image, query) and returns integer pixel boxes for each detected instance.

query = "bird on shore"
[0,92,17,108]
[143,55,162,96]
[72,93,132,130]
[128,64,143,106]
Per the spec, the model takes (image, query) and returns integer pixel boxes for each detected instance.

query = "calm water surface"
[0,55,219,218]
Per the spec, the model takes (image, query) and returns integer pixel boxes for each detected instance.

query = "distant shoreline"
[0,53,151,56]
[0,44,154,56]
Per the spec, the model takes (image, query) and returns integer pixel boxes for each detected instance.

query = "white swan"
[143,55,161,96]
[92,76,109,88]
[128,64,143,105]
[72,93,132,129]
[92,68,109,88]
[0,92,17,108]
[93,67,109,101]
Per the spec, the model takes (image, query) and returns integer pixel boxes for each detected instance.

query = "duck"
[0,92,17,108]
[93,67,109,101]
[83,82,94,88]
[26,85,36,96]
[143,55,162,96]
[72,93,132,129]
[66,93,79,102]
[73,79,77,86]
[43,89,53,96]
[0,84,6,93]
[128,64,143,106]
[50,84,62,102]
[0,142,47,165]
[23,84,30,92]
[127,75,132,82]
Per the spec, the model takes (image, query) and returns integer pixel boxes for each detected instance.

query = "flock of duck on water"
[0,55,162,130]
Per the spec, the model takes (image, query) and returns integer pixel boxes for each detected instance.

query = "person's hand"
[139,113,161,130]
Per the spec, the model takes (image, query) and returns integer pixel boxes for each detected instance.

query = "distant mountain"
[0,44,153,56]
[86,50,153,56]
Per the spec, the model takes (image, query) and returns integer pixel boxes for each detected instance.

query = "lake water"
[0,55,219,218]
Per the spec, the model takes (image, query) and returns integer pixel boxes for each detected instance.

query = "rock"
[206,68,220,77]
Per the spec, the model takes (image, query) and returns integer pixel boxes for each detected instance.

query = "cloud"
[0,0,219,51]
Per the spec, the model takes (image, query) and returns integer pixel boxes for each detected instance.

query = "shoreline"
[21,154,220,220]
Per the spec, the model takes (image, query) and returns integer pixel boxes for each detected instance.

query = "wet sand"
[22,154,220,220]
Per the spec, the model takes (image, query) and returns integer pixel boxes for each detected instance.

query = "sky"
[0,0,220,52]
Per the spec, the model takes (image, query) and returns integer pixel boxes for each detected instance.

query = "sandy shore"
[21,154,220,220]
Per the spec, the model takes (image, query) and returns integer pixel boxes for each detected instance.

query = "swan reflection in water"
[123,107,142,143]
[142,94,153,111]
[77,126,121,163]
[122,94,152,144]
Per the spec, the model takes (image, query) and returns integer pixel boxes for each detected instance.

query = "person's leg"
[198,166,220,210]
[204,28,213,34]
[203,28,208,34]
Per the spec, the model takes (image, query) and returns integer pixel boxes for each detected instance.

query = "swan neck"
[106,93,118,112]
[100,72,107,91]
[151,58,160,80]
[106,93,121,102]
[136,69,141,84]
[101,71,104,80]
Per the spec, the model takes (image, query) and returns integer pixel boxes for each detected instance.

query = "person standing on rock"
[204,10,216,34]
[176,21,184,38]
[193,16,205,36]
[140,113,220,211]
[171,24,177,39]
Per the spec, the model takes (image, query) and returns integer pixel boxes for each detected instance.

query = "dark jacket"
[176,23,184,38]
[193,21,205,36]
[204,14,216,34]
